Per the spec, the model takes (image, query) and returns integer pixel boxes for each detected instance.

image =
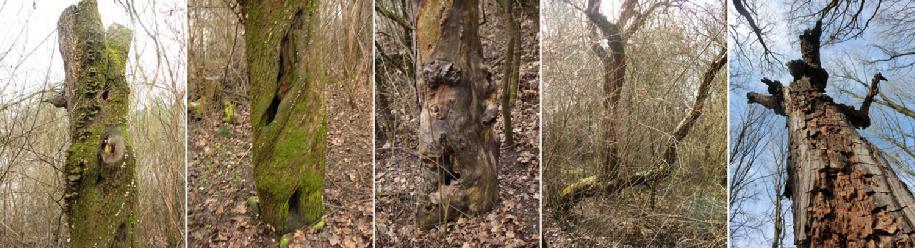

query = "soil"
[374,1,542,247]
[187,83,373,247]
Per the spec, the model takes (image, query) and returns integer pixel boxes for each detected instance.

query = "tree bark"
[747,22,915,247]
[413,0,500,230]
[56,1,138,246]
[239,0,327,234]
[499,0,521,146]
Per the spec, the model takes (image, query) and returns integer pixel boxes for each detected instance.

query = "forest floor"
[374,2,541,247]
[187,83,373,247]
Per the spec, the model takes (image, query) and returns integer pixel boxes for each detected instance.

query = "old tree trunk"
[414,0,501,229]
[747,22,915,247]
[52,0,138,246]
[239,0,327,234]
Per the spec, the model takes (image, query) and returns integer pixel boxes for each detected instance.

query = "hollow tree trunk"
[413,0,500,230]
[239,0,327,234]
[747,22,915,247]
[55,1,138,246]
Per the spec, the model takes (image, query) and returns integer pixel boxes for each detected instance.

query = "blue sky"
[728,0,915,247]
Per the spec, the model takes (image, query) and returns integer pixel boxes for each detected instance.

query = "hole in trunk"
[96,174,104,185]
[262,93,280,126]
[444,171,461,185]
[100,89,110,101]
[288,188,301,215]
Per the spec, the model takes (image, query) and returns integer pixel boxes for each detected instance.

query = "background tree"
[499,0,522,146]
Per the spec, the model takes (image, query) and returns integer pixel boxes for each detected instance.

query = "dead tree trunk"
[413,0,500,229]
[747,21,915,247]
[239,0,327,234]
[53,0,138,246]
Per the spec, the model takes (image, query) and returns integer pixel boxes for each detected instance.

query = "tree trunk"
[239,0,327,234]
[55,1,138,246]
[499,0,521,146]
[413,0,500,230]
[747,22,915,247]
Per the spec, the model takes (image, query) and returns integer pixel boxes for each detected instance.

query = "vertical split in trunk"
[240,1,327,234]
[747,22,915,247]
[414,0,500,230]
[56,0,138,246]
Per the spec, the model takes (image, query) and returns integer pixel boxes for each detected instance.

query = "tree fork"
[239,0,327,234]
[558,50,726,215]
[414,0,500,230]
[55,0,138,246]
[747,23,915,247]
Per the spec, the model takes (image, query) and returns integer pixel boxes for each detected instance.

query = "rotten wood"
[747,22,915,247]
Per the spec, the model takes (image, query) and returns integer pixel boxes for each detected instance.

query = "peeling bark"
[57,0,138,246]
[239,0,327,234]
[414,0,500,230]
[747,22,915,247]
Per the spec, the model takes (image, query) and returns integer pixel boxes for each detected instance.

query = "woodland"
[542,0,727,246]
[187,0,373,247]
[374,0,541,246]
[0,0,186,247]
[728,0,915,247]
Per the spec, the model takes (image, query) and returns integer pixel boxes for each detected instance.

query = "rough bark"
[414,0,500,230]
[56,1,138,246]
[747,22,915,247]
[239,0,327,234]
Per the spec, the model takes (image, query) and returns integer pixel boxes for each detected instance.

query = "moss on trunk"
[239,0,327,234]
[56,0,138,247]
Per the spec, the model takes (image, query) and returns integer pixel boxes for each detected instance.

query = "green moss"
[243,0,327,234]
[62,1,138,246]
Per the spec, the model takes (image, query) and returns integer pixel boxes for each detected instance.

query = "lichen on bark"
[55,0,138,246]
[239,0,327,234]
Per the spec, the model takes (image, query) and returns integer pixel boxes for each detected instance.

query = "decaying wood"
[55,0,139,246]
[414,0,500,230]
[747,21,915,247]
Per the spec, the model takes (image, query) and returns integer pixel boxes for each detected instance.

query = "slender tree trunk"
[54,1,138,246]
[413,0,500,229]
[499,0,520,146]
[747,22,915,247]
[239,0,327,234]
